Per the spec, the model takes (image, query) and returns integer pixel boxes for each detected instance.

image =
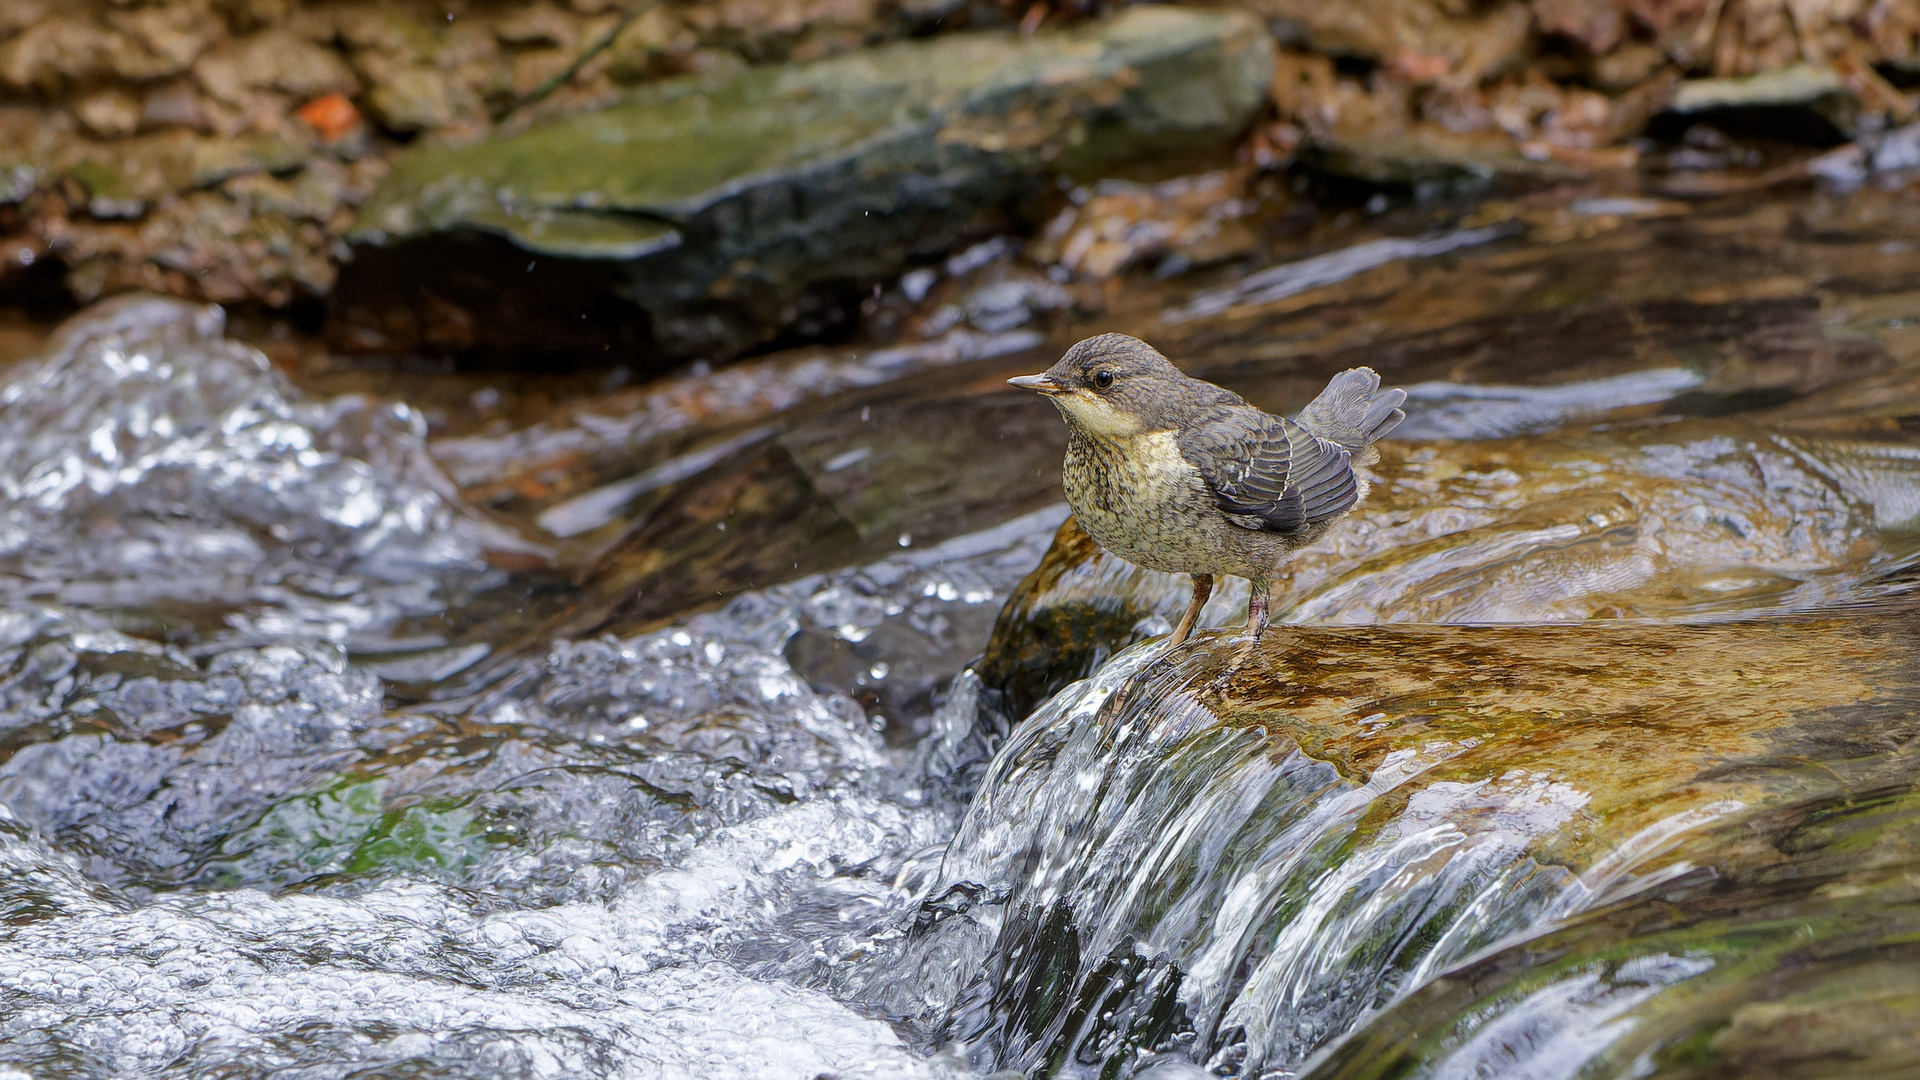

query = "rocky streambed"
[6,0,1920,1075]
[5,0,1920,370]
[4,170,1920,1078]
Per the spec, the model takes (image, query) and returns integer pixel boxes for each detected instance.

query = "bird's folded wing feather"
[1177,411,1358,533]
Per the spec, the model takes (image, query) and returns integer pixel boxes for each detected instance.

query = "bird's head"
[1008,333,1195,436]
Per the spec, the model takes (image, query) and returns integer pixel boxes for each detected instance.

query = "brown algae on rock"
[921,598,1920,1078]
[980,420,1920,714]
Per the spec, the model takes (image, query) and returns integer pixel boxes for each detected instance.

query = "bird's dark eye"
[1093,369,1115,390]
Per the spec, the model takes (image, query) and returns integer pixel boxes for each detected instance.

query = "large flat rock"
[338,7,1272,365]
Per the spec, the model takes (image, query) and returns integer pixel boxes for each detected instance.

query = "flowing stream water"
[5,187,1920,1079]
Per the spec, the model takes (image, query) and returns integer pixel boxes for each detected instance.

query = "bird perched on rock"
[1010,333,1405,643]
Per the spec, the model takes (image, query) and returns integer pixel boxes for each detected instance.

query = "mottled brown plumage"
[1010,333,1405,643]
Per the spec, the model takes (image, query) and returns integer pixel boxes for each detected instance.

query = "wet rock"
[1270,52,1592,197]
[1393,366,1704,438]
[574,372,1069,636]
[913,263,1077,337]
[436,326,1042,512]
[1655,63,1858,143]
[339,6,1274,364]
[974,513,1167,722]
[429,188,1919,658]
[769,507,1064,741]
[1247,0,1533,87]
[3,0,1917,321]
[1143,196,1900,396]
[1316,798,1920,1080]
[1029,168,1261,280]
[1163,222,1518,323]
[900,604,1920,1077]
[1302,127,1581,192]
[0,544,1012,1072]
[980,419,1920,714]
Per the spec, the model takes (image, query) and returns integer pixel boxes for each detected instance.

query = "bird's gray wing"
[1177,409,1358,534]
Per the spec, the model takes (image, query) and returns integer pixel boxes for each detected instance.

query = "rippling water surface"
[6,188,1920,1079]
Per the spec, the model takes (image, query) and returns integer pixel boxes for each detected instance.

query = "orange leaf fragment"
[298,93,360,142]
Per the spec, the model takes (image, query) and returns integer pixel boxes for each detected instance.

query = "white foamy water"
[0,299,1075,1080]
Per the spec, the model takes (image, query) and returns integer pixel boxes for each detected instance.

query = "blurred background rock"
[0,0,1914,376]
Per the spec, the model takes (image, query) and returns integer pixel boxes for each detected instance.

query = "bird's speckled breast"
[1064,429,1290,577]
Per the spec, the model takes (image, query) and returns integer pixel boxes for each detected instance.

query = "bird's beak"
[1008,373,1065,395]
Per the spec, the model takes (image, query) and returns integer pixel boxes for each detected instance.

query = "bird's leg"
[1246,577,1272,637]
[1169,573,1214,646]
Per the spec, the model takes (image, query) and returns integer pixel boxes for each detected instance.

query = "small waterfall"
[884,603,1920,1079]
[891,643,1585,1077]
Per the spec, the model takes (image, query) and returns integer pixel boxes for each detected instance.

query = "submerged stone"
[340,7,1273,364]
[569,370,1070,639]
[1300,127,1582,196]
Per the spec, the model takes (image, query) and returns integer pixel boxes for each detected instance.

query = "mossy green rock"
[340,7,1272,363]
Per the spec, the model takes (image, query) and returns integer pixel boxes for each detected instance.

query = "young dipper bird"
[1010,333,1405,644]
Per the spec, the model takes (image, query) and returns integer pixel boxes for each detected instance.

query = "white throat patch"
[1055,389,1146,437]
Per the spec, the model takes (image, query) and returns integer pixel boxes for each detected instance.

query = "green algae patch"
[344,799,497,876]
[340,6,1272,363]
[211,777,503,886]
[208,777,394,888]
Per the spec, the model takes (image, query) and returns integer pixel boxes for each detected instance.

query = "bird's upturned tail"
[1294,367,1406,462]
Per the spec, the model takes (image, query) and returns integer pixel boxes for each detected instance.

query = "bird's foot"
[1245,577,1271,638]
[1168,573,1215,647]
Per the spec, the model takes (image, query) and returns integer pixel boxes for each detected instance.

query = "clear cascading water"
[6,279,1920,1080]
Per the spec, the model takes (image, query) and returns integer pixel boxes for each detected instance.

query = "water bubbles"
[0,295,537,653]
[877,631,1797,1078]
[0,299,1083,1080]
